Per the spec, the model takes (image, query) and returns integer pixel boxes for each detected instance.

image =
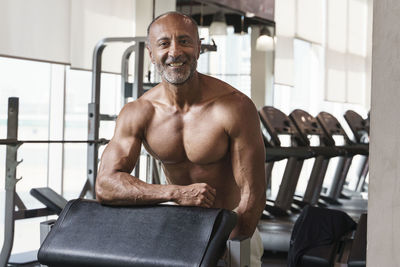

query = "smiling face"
[147,13,201,85]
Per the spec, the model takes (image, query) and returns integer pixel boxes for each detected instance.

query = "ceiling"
[176,0,275,34]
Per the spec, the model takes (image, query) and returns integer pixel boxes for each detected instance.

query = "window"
[198,27,252,97]
[0,57,122,253]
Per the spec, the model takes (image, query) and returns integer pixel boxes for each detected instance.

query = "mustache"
[165,56,186,64]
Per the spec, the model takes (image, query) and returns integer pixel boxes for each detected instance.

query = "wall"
[368,0,400,266]
[250,26,274,108]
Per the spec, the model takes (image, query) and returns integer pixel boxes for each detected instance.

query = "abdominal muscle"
[161,155,241,210]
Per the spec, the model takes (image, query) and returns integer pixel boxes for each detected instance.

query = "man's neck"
[162,72,202,112]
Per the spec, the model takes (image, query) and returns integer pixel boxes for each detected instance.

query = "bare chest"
[143,109,229,164]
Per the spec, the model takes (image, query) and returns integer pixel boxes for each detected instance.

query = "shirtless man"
[95,11,266,266]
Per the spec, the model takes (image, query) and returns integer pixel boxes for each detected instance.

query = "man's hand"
[173,183,216,208]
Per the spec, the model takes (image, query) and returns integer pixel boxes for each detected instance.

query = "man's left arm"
[227,96,266,238]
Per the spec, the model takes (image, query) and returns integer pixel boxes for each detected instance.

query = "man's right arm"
[95,101,216,207]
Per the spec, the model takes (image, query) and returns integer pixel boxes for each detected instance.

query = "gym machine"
[37,199,249,267]
[258,106,366,266]
[257,106,341,253]
[343,111,370,193]
[0,98,70,267]
[316,111,368,207]
[289,109,367,219]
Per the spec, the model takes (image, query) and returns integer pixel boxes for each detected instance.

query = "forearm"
[96,171,177,205]
[230,191,266,238]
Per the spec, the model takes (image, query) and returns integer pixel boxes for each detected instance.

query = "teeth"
[169,62,183,67]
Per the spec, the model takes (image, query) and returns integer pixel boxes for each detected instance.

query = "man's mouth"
[168,62,184,67]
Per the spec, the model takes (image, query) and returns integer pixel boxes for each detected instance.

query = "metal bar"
[99,114,117,121]
[121,44,137,106]
[133,41,145,99]
[328,157,353,201]
[14,193,26,211]
[227,237,250,267]
[40,220,56,245]
[91,37,143,104]
[13,208,56,220]
[333,157,353,199]
[86,37,146,199]
[0,139,109,145]
[0,97,20,267]
[356,156,369,192]
[151,158,161,185]
[311,159,329,205]
[275,157,304,211]
[303,156,329,205]
[86,103,99,199]
[265,162,274,198]
[146,153,152,184]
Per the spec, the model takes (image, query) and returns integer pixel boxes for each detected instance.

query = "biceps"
[100,137,142,174]
[230,134,265,189]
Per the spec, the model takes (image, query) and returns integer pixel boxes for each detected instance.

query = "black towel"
[288,205,356,267]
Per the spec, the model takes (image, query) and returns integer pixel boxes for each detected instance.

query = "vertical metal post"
[85,40,106,199]
[40,220,56,245]
[356,156,369,192]
[227,237,250,267]
[275,158,304,211]
[85,37,147,197]
[133,41,145,178]
[121,44,136,106]
[132,41,145,100]
[265,162,274,198]
[0,97,20,267]
[85,103,99,199]
[303,156,329,205]
[328,157,353,201]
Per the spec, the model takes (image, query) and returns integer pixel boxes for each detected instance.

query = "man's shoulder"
[202,77,254,113]
[201,74,252,107]
[117,97,156,130]
[122,97,155,116]
[200,75,258,129]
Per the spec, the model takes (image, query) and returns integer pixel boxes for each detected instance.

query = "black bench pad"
[38,199,236,267]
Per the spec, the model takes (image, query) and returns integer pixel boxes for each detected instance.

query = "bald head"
[146,11,199,47]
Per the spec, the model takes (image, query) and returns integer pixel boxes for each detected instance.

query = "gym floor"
[261,252,287,266]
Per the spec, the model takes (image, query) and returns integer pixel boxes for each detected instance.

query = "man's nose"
[168,41,183,58]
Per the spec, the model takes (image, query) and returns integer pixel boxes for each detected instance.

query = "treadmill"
[289,110,367,219]
[317,111,368,208]
[258,106,315,252]
[343,110,370,193]
[288,109,348,208]
[257,106,343,252]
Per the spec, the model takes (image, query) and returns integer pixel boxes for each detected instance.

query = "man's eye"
[159,42,169,47]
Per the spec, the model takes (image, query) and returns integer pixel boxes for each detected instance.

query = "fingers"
[176,183,217,208]
[197,183,216,208]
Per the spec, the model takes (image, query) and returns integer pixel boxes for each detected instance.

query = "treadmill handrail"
[266,147,315,162]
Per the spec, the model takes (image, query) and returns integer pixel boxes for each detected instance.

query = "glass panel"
[0,56,52,253]
[198,27,251,97]
[63,67,91,199]
[63,68,121,199]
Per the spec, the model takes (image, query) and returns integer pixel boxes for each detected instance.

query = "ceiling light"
[256,26,274,51]
[209,11,227,36]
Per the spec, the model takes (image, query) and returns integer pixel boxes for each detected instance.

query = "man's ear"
[147,45,155,64]
[196,39,201,59]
